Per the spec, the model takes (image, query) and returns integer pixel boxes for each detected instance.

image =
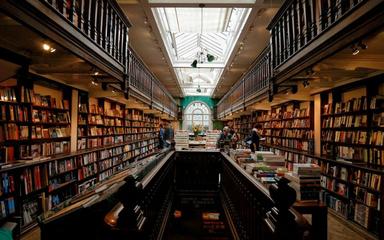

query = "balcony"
[0,0,131,80]
[268,0,384,83]
[217,0,384,118]
[217,47,272,119]
[128,47,178,117]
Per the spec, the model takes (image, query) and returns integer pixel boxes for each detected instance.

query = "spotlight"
[91,80,98,86]
[94,71,99,76]
[302,79,310,88]
[358,41,368,50]
[112,89,116,93]
[352,45,359,55]
[50,48,56,53]
[42,43,50,51]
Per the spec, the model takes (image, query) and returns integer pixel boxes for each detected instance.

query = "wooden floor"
[20,212,377,240]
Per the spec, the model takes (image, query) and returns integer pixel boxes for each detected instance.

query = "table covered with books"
[224,149,328,240]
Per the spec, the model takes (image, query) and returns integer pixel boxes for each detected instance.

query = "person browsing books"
[246,125,262,153]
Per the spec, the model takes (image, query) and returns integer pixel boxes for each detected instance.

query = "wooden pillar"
[314,94,321,155]
[70,89,79,152]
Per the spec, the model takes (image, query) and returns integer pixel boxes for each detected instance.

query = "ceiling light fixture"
[196,85,202,93]
[352,45,359,55]
[42,42,56,53]
[358,41,368,50]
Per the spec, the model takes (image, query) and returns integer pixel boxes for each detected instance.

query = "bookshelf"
[257,101,316,171]
[0,74,167,235]
[318,79,384,235]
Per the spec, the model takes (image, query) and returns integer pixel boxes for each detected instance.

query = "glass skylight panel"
[152,6,251,96]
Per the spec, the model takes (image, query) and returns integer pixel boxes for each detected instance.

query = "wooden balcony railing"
[128,49,152,98]
[128,47,178,116]
[217,47,272,118]
[41,0,130,67]
[267,0,366,68]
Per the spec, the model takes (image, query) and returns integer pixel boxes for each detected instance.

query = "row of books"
[48,158,77,177]
[320,190,348,217]
[100,147,124,160]
[78,163,98,180]
[283,108,309,119]
[321,176,349,198]
[105,109,123,118]
[321,163,348,180]
[262,119,310,129]
[126,109,144,121]
[323,97,368,115]
[0,173,15,196]
[78,103,87,113]
[266,129,314,140]
[336,146,368,162]
[76,152,98,166]
[48,172,76,192]
[88,115,103,125]
[32,110,70,124]
[89,104,104,114]
[20,166,49,195]
[0,105,28,122]
[322,115,368,128]
[322,130,368,144]
[353,186,379,209]
[351,170,381,191]
[19,141,70,160]
[265,137,312,152]
[104,118,123,126]
[0,197,15,218]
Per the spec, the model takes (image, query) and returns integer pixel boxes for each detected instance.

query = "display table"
[221,152,327,240]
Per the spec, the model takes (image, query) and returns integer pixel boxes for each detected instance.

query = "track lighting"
[352,45,359,55]
[42,42,56,53]
[302,79,310,88]
[358,41,368,50]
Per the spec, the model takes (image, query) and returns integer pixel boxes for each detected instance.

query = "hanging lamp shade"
[207,54,215,62]
[191,60,198,68]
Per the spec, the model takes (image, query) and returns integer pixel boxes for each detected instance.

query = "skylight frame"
[152,6,251,96]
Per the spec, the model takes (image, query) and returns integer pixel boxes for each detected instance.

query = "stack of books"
[285,163,321,201]
[205,130,220,149]
[254,151,286,170]
[175,130,189,150]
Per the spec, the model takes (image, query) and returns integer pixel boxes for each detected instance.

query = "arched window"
[183,101,211,132]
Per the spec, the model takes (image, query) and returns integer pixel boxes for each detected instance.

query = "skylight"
[152,7,251,96]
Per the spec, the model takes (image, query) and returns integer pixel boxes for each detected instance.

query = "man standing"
[159,124,165,149]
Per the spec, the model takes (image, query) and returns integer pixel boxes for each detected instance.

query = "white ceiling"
[152,6,251,96]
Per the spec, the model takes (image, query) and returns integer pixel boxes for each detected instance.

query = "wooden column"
[70,89,79,152]
[314,94,321,155]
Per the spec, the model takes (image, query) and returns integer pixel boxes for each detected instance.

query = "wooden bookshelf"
[317,79,384,236]
[0,74,169,235]
[257,101,315,171]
